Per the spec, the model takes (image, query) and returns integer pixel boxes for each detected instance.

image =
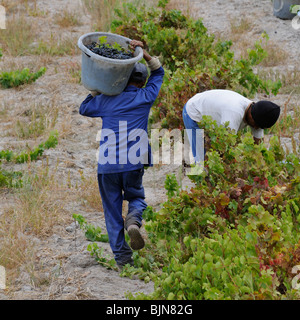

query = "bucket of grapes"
[78,32,144,96]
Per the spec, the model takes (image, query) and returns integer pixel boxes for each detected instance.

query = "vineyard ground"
[0,0,299,299]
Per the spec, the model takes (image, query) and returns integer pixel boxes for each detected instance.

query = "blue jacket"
[79,66,164,174]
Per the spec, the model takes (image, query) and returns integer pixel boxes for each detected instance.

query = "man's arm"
[251,127,264,145]
[130,40,164,103]
[130,40,152,63]
[79,94,103,117]
[130,40,162,72]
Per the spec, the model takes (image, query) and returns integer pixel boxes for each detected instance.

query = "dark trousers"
[97,168,147,266]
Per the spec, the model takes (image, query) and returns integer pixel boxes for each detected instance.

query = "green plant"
[127,117,300,300]
[73,213,109,242]
[98,36,128,53]
[290,4,300,14]
[87,243,117,270]
[111,1,281,129]
[0,131,59,189]
[0,45,46,89]
[73,214,118,270]
[0,67,46,88]
[0,168,23,188]
[164,173,180,198]
[76,118,300,299]
[0,130,58,164]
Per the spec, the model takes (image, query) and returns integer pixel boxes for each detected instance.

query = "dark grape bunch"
[86,42,134,60]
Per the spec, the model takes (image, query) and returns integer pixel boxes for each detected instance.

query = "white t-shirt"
[186,89,264,139]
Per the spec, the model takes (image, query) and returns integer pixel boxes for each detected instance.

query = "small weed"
[54,9,82,28]
[0,130,59,164]
[0,0,37,14]
[73,213,108,242]
[279,69,300,95]
[31,34,79,56]
[0,67,46,89]
[78,171,103,211]
[259,37,287,67]
[62,60,81,84]
[0,15,36,56]
[230,17,254,38]
[13,104,58,139]
[0,162,73,280]
[87,243,117,270]
[82,0,122,31]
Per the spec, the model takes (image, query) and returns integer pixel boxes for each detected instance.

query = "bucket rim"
[77,32,144,65]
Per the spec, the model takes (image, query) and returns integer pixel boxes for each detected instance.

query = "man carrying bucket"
[79,40,164,270]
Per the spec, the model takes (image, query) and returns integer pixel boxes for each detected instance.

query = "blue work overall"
[79,66,165,266]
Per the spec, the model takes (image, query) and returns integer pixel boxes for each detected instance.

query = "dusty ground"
[0,0,299,300]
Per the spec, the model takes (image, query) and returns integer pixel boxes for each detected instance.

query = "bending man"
[182,89,280,162]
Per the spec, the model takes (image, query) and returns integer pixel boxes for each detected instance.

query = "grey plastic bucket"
[78,32,144,95]
[273,0,300,19]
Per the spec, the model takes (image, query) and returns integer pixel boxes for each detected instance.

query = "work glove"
[147,57,161,71]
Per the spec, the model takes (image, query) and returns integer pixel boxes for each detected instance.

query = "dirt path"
[0,0,299,300]
[191,0,300,63]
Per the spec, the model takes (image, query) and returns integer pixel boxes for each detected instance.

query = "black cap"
[129,63,148,83]
[251,101,281,129]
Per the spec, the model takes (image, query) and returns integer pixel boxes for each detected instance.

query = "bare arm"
[130,40,162,72]
[254,137,262,145]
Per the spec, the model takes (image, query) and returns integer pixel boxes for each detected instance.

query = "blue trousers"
[182,104,204,163]
[97,168,147,266]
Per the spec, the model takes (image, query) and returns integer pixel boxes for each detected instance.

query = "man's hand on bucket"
[129,40,144,51]
[130,39,153,63]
